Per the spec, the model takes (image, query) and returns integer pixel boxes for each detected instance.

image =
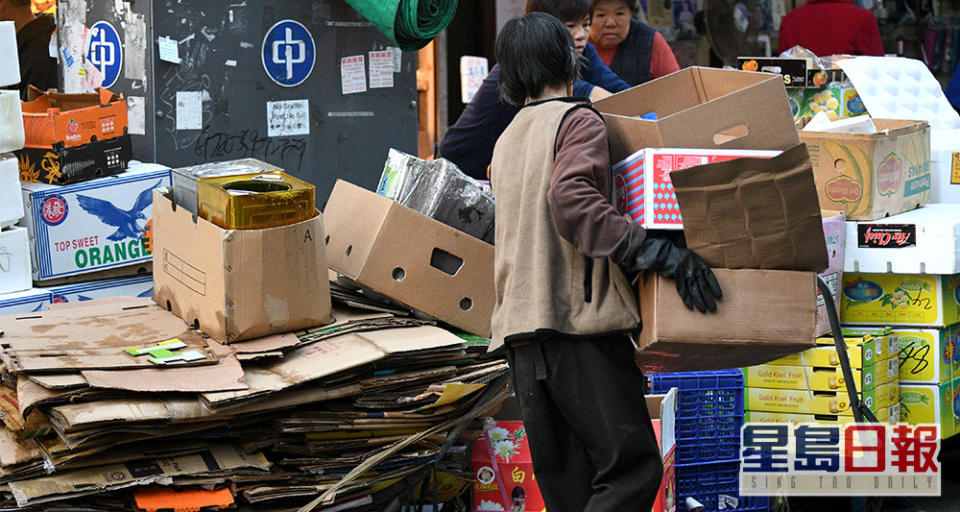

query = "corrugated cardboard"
[895,325,960,385]
[152,189,332,343]
[671,144,829,272]
[201,325,465,408]
[800,119,930,220]
[80,340,247,393]
[0,297,216,373]
[7,443,269,506]
[840,272,960,327]
[324,180,494,337]
[635,269,818,373]
[16,134,132,185]
[593,67,801,163]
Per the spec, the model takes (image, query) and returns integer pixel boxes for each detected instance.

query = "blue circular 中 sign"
[261,20,316,87]
[85,21,123,89]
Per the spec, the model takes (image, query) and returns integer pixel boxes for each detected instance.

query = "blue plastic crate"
[676,460,769,512]
[648,370,745,464]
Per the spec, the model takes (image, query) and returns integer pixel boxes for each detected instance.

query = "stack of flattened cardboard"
[0,294,508,510]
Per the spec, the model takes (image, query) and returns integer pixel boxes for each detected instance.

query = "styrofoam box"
[0,227,31,295]
[844,204,960,274]
[0,153,23,228]
[47,274,153,304]
[930,129,960,204]
[839,57,960,131]
[0,21,19,88]
[0,90,24,154]
[0,288,50,316]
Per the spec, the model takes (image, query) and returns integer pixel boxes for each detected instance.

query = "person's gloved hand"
[630,238,723,313]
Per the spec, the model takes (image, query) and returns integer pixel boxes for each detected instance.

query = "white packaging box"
[0,227,31,294]
[844,204,960,274]
[0,90,24,154]
[20,166,172,282]
[0,289,50,316]
[48,274,153,304]
[0,21,19,88]
[930,129,960,204]
[0,153,23,228]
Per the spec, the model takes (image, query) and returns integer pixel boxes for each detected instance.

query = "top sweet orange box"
[21,87,127,150]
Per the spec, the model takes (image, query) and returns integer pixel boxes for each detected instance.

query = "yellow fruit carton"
[745,405,898,426]
[899,381,957,439]
[745,380,898,416]
[768,330,899,368]
[800,119,930,220]
[841,273,960,327]
[743,358,898,393]
[895,324,960,385]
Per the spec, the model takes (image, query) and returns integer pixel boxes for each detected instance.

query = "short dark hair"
[525,0,591,23]
[592,0,640,16]
[497,13,580,106]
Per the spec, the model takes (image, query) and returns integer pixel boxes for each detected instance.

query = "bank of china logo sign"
[85,21,123,89]
[261,20,316,87]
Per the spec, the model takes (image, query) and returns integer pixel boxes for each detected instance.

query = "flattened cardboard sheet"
[0,298,215,373]
[672,144,829,272]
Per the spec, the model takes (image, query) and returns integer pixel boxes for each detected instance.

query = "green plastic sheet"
[345,0,458,51]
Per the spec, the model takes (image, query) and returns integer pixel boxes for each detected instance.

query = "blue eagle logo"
[76,180,162,241]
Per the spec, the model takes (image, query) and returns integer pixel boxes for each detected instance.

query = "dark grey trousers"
[505,332,664,512]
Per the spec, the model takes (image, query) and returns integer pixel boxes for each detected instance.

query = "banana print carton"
[895,324,960,385]
[801,119,930,220]
[841,273,960,327]
[900,381,957,439]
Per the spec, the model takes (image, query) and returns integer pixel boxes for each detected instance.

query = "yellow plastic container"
[196,171,315,229]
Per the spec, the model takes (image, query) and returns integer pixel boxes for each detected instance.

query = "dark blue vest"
[609,19,657,87]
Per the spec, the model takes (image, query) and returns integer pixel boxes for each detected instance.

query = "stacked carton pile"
[0,26,166,316]
[744,330,900,426]
[841,205,960,439]
[0,159,509,509]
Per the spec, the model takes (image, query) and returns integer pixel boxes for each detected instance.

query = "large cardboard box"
[744,379,898,416]
[152,189,332,343]
[801,119,931,220]
[840,272,960,327]
[895,324,960,385]
[594,67,801,163]
[634,269,818,373]
[843,204,960,275]
[324,180,494,337]
[743,358,898,393]
[612,148,780,230]
[19,166,171,283]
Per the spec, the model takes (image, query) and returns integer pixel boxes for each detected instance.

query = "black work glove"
[630,237,723,313]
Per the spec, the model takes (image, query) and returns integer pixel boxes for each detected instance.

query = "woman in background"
[589,0,680,86]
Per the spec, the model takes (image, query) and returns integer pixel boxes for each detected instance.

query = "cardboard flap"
[672,144,829,271]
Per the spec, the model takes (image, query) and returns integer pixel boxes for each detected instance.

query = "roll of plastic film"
[196,171,316,229]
